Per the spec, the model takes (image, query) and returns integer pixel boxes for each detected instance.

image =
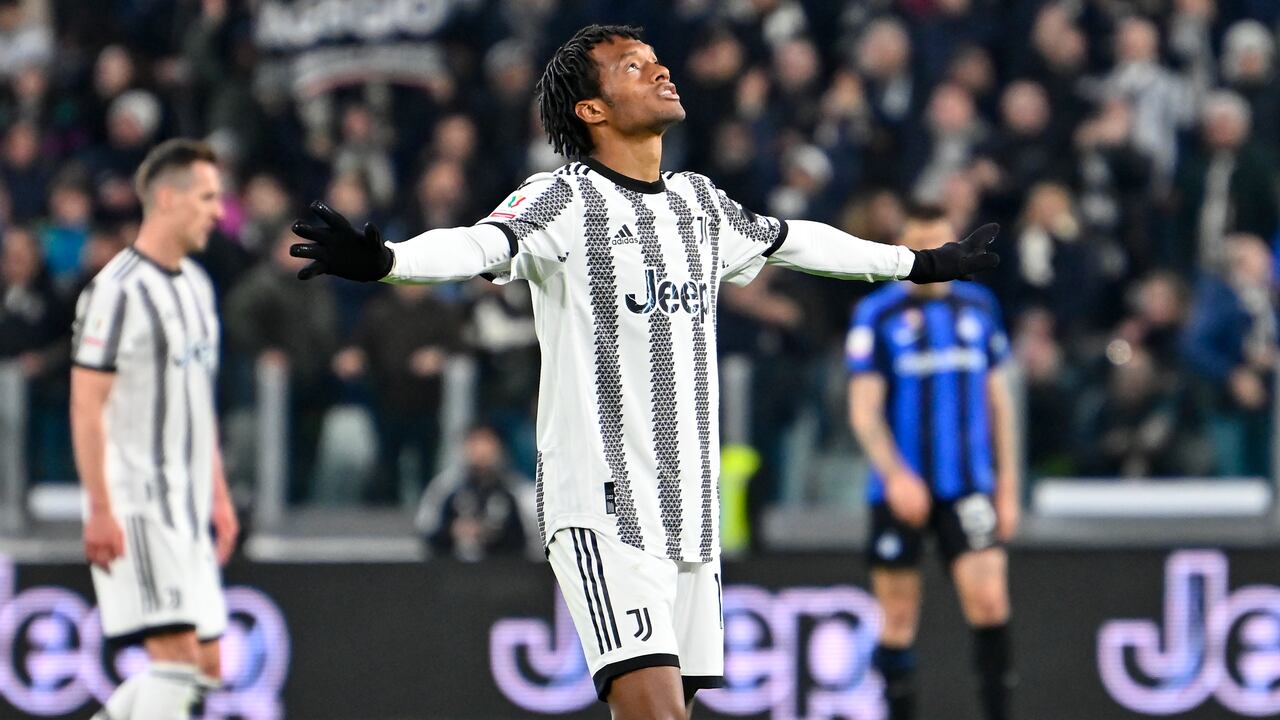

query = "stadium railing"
[3,353,1280,561]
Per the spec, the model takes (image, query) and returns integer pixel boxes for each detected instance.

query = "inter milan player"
[848,204,1019,720]
[291,25,998,720]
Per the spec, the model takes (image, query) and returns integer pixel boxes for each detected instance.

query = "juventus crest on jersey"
[72,247,221,540]
[477,158,787,563]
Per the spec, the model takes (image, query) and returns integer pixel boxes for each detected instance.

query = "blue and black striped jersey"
[846,282,1010,503]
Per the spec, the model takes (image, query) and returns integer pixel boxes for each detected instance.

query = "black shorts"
[867,493,1000,568]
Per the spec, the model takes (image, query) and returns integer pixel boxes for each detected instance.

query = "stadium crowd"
[2,0,1279,522]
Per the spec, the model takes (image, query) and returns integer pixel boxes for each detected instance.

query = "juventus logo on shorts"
[628,607,653,641]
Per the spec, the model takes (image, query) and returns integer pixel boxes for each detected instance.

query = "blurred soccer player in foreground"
[291,25,997,720]
[72,139,238,719]
[849,204,1019,720]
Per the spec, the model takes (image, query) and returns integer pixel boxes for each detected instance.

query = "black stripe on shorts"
[571,529,608,654]
[587,530,622,648]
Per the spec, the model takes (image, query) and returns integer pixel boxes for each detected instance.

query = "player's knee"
[877,597,920,642]
[143,628,200,664]
[961,587,1009,626]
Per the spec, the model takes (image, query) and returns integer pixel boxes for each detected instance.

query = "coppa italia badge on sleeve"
[489,194,527,219]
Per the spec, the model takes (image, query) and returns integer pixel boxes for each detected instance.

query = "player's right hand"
[84,510,125,571]
[885,470,931,528]
[290,201,394,282]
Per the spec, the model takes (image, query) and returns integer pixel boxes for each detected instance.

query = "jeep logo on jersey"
[172,339,217,369]
[625,268,708,322]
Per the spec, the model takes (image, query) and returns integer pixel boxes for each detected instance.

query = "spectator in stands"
[224,225,341,503]
[1071,98,1155,276]
[905,0,996,92]
[0,224,66,370]
[1100,16,1204,189]
[474,39,535,183]
[1,120,50,223]
[417,426,530,561]
[85,89,161,223]
[855,15,916,129]
[405,158,473,239]
[0,224,70,479]
[0,0,52,81]
[945,44,998,120]
[1019,2,1089,135]
[178,0,263,160]
[940,170,981,235]
[1182,233,1277,477]
[909,82,986,204]
[2,64,51,131]
[465,279,539,476]
[767,143,838,222]
[237,172,293,256]
[1005,182,1101,332]
[85,45,138,146]
[1013,308,1078,476]
[322,171,391,338]
[1173,90,1279,275]
[38,172,92,287]
[335,282,464,505]
[682,28,747,172]
[1115,271,1191,374]
[422,115,493,221]
[770,36,823,133]
[854,17,918,188]
[705,118,769,212]
[841,187,905,246]
[814,68,874,194]
[975,80,1068,223]
[64,224,125,301]
[332,102,395,210]
[1220,20,1279,155]
[1076,343,1197,477]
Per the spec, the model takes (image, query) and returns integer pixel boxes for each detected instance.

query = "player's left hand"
[995,490,1019,542]
[906,223,1000,283]
[212,497,240,565]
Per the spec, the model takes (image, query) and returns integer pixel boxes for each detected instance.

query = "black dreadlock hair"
[537,24,644,159]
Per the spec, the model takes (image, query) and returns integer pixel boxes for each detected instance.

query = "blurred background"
[1,0,1279,718]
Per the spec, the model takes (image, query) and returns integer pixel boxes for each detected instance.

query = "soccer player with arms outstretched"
[291,25,997,720]
[72,139,238,720]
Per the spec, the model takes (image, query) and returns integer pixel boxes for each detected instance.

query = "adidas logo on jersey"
[611,224,639,246]
[625,267,709,323]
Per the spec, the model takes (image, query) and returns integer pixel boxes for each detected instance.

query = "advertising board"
[2,549,1276,719]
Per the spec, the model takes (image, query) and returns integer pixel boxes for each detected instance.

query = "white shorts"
[91,514,227,644]
[547,527,725,701]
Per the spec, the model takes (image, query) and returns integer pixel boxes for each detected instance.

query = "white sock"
[92,673,142,720]
[130,662,197,720]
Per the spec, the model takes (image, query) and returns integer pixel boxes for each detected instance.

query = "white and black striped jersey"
[475,158,792,563]
[72,247,220,540]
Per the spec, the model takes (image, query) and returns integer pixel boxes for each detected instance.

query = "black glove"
[290,201,394,281]
[906,223,1000,284]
